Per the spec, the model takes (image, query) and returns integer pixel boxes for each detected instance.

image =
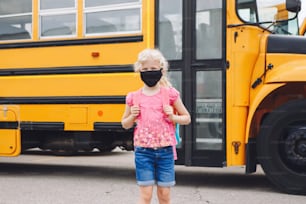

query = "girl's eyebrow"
[142,67,159,70]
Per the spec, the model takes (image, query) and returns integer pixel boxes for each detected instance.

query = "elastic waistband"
[137,146,171,151]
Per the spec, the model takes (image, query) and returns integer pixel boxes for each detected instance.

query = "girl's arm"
[121,104,139,129]
[165,97,191,125]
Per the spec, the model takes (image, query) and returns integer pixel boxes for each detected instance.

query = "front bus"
[157,0,306,195]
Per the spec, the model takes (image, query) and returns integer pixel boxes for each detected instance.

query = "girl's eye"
[142,67,160,71]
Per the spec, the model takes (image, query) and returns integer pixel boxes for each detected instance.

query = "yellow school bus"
[0,0,305,195]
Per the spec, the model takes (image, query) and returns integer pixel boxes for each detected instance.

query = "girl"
[121,48,191,204]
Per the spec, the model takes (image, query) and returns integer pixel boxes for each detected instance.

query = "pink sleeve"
[169,87,180,105]
[126,92,133,106]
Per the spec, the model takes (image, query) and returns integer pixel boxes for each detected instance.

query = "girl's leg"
[135,147,155,203]
[138,186,153,204]
[156,146,175,204]
[157,186,171,204]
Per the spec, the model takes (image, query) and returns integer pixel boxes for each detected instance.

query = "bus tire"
[257,99,306,195]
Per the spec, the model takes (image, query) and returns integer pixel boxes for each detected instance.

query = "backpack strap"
[160,87,170,106]
[132,89,142,106]
[160,87,179,160]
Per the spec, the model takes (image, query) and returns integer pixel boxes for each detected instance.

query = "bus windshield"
[237,0,300,35]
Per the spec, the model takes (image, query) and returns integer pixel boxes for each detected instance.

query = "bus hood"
[265,35,306,83]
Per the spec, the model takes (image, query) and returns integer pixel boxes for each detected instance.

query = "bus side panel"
[0,106,21,156]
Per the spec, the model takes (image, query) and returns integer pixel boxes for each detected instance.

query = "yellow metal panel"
[32,0,39,40]
[0,42,145,68]
[0,109,18,121]
[143,0,155,48]
[0,73,142,97]
[226,106,247,166]
[300,18,306,36]
[265,54,306,82]
[68,107,88,124]
[0,106,21,156]
[0,130,19,155]
[15,104,127,131]
[245,83,285,143]
[226,27,263,166]
[77,0,84,38]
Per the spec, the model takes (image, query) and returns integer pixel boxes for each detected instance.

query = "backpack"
[132,87,181,160]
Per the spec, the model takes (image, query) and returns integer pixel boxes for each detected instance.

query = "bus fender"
[265,60,306,83]
[245,83,284,173]
[245,83,285,144]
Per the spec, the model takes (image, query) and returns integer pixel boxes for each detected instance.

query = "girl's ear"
[161,68,166,75]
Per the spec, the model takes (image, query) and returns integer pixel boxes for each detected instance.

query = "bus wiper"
[228,21,277,33]
[228,21,264,28]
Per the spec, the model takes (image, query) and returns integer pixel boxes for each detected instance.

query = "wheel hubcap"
[284,128,306,166]
[297,141,306,156]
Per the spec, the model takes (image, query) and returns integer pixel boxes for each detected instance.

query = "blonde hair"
[134,48,172,87]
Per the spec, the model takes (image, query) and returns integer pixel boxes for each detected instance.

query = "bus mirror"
[286,0,301,13]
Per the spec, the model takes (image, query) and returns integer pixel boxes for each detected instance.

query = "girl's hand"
[163,105,174,120]
[130,105,140,117]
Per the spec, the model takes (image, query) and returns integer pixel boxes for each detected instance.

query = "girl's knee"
[139,186,153,203]
[157,187,171,202]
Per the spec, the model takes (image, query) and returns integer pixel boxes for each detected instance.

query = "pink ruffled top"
[126,87,179,148]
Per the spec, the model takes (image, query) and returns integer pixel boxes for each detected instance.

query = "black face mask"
[140,69,163,87]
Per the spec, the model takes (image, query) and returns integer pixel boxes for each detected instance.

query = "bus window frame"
[83,1,142,37]
[39,0,77,39]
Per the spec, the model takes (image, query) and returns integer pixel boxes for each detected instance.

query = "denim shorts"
[134,146,175,187]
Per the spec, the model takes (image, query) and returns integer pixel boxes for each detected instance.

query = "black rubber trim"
[0,65,134,76]
[94,122,133,132]
[20,122,64,130]
[0,35,143,49]
[0,121,18,129]
[0,96,125,104]
[267,35,306,54]
[246,138,257,174]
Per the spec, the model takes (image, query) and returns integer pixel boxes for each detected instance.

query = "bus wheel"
[257,99,306,195]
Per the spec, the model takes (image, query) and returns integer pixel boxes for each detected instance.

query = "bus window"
[39,0,76,38]
[84,0,141,36]
[196,0,222,59]
[0,0,32,41]
[158,0,182,60]
[196,71,222,150]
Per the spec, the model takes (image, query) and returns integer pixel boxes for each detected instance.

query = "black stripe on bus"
[0,35,143,49]
[94,122,132,132]
[0,121,18,129]
[0,65,134,76]
[20,122,64,131]
[267,35,306,54]
[0,96,126,104]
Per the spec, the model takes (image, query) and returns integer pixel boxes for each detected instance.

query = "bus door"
[0,105,21,156]
[157,0,225,167]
